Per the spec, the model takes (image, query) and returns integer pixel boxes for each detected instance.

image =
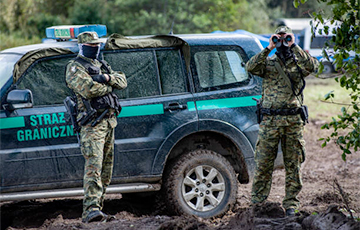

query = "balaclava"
[79,44,100,59]
[274,26,294,61]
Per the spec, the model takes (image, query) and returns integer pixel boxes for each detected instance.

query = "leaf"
[324,90,334,100]
[342,153,346,161]
[344,149,351,154]
[340,76,347,87]
[341,107,347,115]
[293,0,300,8]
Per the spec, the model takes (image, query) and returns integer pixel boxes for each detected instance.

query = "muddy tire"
[163,149,237,218]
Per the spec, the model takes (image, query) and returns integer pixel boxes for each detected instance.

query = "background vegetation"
[0,0,330,50]
[295,0,359,160]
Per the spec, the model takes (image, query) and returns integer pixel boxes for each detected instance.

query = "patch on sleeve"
[70,66,77,73]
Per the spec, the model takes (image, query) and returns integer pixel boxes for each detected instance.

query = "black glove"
[92,74,108,83]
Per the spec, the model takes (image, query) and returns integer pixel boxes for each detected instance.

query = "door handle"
[164,102,188,111]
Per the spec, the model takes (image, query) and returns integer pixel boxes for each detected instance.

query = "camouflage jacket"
[246,45,319,126]
[65,55,127,119]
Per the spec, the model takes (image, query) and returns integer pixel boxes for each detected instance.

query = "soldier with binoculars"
[246,26,319,217]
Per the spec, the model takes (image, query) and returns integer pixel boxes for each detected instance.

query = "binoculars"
[272,35,292,47]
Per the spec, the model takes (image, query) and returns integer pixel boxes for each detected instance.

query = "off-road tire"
[322,62,335,74]
[163,149,237,218]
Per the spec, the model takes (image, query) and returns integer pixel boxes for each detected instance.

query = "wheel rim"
[323,63,332,74]
[181,165,226,212]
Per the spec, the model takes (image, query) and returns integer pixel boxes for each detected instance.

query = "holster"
[300,105,309,124]
[252,97,263,124]
[64,96,81,133]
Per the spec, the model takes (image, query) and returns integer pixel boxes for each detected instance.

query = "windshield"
[0,53,22,89]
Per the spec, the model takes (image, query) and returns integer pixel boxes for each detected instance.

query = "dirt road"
[1,119,359,230]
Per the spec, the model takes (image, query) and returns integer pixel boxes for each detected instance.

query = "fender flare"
[151,119,255,175]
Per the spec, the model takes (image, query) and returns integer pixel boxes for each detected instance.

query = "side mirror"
[6,89,33,110]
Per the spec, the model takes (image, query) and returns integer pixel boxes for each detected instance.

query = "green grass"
[0,32,41,51]
[304,75,353,122]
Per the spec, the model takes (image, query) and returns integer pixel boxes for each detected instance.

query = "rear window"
[104,48,187,99]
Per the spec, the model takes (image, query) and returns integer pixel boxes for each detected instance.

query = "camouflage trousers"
[80,118,116,219]
[251,123,305,210]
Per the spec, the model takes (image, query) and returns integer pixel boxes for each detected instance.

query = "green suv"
[0,25,267,218]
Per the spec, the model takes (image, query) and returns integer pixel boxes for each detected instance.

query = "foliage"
[0,31,41,51]
[295,0,360,160]
[1,0,315,50]
[0,0,333,50]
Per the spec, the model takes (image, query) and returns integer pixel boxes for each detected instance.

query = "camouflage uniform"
[65,32,127,220]
[246,31,318,210]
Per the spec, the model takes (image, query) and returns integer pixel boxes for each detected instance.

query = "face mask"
[276,44,292,60]
[82,44,100,59]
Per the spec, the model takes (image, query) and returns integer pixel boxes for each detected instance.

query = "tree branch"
[333,178,354,219]
[319,100,353,106]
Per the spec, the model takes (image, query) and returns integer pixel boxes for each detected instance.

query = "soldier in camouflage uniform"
[65,32,127,223]
[245,26,319,216]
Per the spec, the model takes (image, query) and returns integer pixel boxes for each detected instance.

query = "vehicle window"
[310,36,335,49]
[16,56,74,106]
[156,49,187,95]
[298,35,304,49]
[103,51,160,99]
[192,46,249,91]
[0,54,21,89]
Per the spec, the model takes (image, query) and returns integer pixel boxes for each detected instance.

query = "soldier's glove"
[92,74,108,83]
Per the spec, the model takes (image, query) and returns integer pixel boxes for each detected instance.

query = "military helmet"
[275,26,292,34]
[77,31,102,44]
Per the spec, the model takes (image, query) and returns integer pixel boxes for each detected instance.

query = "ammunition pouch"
[77,93,121,128]
[91,93,122,116]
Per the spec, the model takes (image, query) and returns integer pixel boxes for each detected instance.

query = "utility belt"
[252,98,308,124]
[260,105,308,124]
[261,107,302,116]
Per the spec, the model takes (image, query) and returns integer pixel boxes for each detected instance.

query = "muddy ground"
[1,118,360,230]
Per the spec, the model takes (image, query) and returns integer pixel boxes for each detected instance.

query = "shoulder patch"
[70,66,77,73]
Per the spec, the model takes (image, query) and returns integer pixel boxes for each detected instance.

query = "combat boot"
[285,208,295,217]
[82,210,108,223]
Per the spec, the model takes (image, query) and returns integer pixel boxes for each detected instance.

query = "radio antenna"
[169,19,175,35]
[168,0,180,35]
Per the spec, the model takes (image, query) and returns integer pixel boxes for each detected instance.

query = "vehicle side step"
[0,183,161,202]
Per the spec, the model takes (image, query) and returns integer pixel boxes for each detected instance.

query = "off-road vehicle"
[0,25,269,218]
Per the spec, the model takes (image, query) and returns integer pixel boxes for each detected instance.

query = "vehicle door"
[190,45,261,150]
[0,54,83,192]
[102,47,198,181]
